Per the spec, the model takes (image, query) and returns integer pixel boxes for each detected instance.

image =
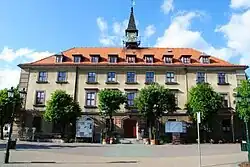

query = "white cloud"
[144,25,156,38]
[155,11,234,61]
[0,47,54,89]
[230,0,250,9]
[0,46,54,62]
[161,0,174,14]
[215,9,250,65]
[96,17,108,32]
[0,68,20,90]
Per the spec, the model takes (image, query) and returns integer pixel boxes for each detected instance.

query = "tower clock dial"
[127,32,137,42]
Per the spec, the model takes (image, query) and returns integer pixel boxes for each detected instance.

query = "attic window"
[109,55,118,63]
[181,56,191,64]
[200,53,210,64]
[90,55,99,63]
[55,55,63,63]
[145,55,154,63]
[126,55,136,63]
[73,55,82,63]
[164,57,172,64]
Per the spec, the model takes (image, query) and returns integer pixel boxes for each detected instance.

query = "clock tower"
[124,3,140,48]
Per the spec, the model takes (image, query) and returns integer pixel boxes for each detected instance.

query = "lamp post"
[4,87,26,164]
[235,94,250,162]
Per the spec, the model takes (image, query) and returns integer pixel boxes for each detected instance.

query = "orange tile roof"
[19,47,248,68]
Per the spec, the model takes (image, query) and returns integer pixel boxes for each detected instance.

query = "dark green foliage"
[134,83,176,120]
[0,87,23,139]
[44,90,81,136]
[134,83,176,139]
[98,89,126,118]
[235,80,250,122]
[98,89,126,137]
[186,83,223,123]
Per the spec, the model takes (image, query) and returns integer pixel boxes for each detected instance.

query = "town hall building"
[17,5,248,142]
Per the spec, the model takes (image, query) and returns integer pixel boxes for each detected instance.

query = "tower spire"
[126,0,137,32]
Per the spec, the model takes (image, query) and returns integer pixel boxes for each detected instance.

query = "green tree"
[44,90,81,138]
[0,87,23,139]
[134,83,176,140]
[186,83,223,123]
[98,89,126,137]
[235,80,250,121]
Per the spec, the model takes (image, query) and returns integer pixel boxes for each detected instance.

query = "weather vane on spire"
[131,0,135,8]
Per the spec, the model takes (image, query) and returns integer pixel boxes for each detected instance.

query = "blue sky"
[1,0,250,89]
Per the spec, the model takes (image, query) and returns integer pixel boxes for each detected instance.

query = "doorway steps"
[120,138,144,144]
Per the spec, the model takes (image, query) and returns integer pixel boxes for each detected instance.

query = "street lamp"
[4,87,26,164]
[235,94,250,162]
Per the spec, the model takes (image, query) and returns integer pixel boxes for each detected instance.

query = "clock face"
[127,32,137,42]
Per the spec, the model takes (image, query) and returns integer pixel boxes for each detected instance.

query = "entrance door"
[123,119,137,138]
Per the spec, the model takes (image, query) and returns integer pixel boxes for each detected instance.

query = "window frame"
[218,72,227,84]
[164,56,173,64]
[35,91,45,105]
[145,56,154,63]
[55,55,63,63]
[91,56,99,63]
[57,71,67,82]
[166,72,175,83]
[107,72,116,82]
[73,56,81,63]
[85,91,96,107]
[127,56,136,63]
[200,57,210,64]
[87,72,96,83]
[38,71,48,82]
[126,92,136,107]
[126,72,136,83]
[145,71,155,83]
[109,55,118,63]
[196,72,206,84]
[181,56,190,64]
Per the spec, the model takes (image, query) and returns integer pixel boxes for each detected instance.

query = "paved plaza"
[0,141,247,167]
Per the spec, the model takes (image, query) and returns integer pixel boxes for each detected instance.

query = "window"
[85,91,96,106]
[127,92,136,107]
[145,72,154,83]
[35,91,45,105]
[222,119,231,132]
[109,56,117,63]
[55,56,63,63]
[38,72,47,82]
[164,57,172,64]
[127,72,136,83]
[87,72,96,83]
[74,56,81,63]
[145,56,153,63]
[127,56,135,63]
[196,72,205,83]
[221,93,229,108]
[57,71,67,82]
[166,72,175,83]
[200,57,210,64]
[181,57,190,64]
[107,72,116,82]
[237,79,243,87]
[91,56,99,63]
[218,72,227,84]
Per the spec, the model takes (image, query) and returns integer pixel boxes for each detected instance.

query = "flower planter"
[102,139,107,145]
[239,162,250,167]
[150,139,156,145]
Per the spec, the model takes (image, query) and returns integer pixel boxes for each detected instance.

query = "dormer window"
[55,55,63,63]
[181,55,191,64]
[109,55,118,63]
[200,53,210,64]
[73,54,82,63]
[145,55,154,63]
[126,55,136,63]
[90,55,99,63]
[163,54,173,64]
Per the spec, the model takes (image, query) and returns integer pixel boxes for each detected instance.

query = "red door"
[123,119,137,138]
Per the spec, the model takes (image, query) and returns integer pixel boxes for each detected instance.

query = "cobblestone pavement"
[0,141,247,167]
